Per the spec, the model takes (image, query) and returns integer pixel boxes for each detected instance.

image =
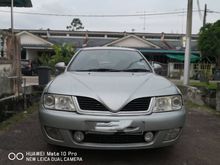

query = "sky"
[0,0,219,34]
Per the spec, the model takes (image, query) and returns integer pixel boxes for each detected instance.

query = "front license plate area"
[85,120,145,134]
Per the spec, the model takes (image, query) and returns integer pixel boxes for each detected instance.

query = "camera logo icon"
[8,152,24,161]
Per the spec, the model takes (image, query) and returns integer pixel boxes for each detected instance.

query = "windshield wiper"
[121,68,151,72]
[74,68,121,72]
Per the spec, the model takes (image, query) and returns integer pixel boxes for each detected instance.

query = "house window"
[21,49,26,59]
[194,64,198,69]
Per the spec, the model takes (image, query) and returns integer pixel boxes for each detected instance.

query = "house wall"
[0,63,13,97]
[0,33,22,98]
[0,35,2,57]
[112,37,152,48]
[20,33,46,45]
[0,33,13,97]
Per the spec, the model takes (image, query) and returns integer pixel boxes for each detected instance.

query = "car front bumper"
[39,107,186,150]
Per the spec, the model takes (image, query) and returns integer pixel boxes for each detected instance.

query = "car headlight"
[43,94,76,111]
[153,95,183,112]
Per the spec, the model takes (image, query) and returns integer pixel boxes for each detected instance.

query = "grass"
[185,100,220,116]
[171,79,218,90]
[0,103,38,131]
[190,81,217,90]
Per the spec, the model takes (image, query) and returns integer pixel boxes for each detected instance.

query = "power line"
[0,9,208,18]
[210,10,220,14]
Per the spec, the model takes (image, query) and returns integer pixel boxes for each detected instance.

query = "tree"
[198,20,220,69]
[38,52,51,66]
[50,43,75,67]
[38,43,75,72]
[66,18,84,31]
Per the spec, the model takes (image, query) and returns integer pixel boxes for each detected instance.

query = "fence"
[193,63,215,79]
[168,62,215,79]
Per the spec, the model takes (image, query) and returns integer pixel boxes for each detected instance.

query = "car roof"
[80,47,138,51]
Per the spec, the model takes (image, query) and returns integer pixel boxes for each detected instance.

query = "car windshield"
[68,49,152,72]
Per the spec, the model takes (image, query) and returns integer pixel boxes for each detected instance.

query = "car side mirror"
[152,63,162,74]
[153,63,162,70]
[55,62,66,75]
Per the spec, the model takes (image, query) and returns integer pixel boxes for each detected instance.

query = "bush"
[38,43,75,73]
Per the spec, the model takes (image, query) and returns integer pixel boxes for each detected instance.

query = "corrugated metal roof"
[0,0,32,7]
[150,40,198,51]
[47,37,198,52]
[166,54,200,62]
[138,48,200,55]
[47,37,116,48]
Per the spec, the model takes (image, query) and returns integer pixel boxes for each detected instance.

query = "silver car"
[39,47,185,150]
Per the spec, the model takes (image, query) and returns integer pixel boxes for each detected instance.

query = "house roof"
[47,37,116,47]
[104,35,161,49]
[149,40,198,51]
[166,54,200,62]
[46,36,198,51]
[0,0,32,7]
[21,44,53,50]
[16,31,53,47]
[138,48,200,55]
[6,30,199,53]
[2,29,199,50]
[11,29,199,40]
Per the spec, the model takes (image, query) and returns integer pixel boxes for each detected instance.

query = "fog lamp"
[163,128,181,141]
[144,132,154,142]
[73,131,85,143]
[45,126,63,141]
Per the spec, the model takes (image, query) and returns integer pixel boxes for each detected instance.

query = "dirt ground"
[0,105,220,165]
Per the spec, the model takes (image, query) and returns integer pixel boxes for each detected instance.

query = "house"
[16,31,54,60]
[1,29,211,78]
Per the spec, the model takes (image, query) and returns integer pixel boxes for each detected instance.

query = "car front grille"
[82,133,146,144]
[77,96,109,111]
[120,97,151,111]
[76,96,151,112]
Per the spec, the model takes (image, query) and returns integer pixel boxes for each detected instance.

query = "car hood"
[47,72,179,111]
